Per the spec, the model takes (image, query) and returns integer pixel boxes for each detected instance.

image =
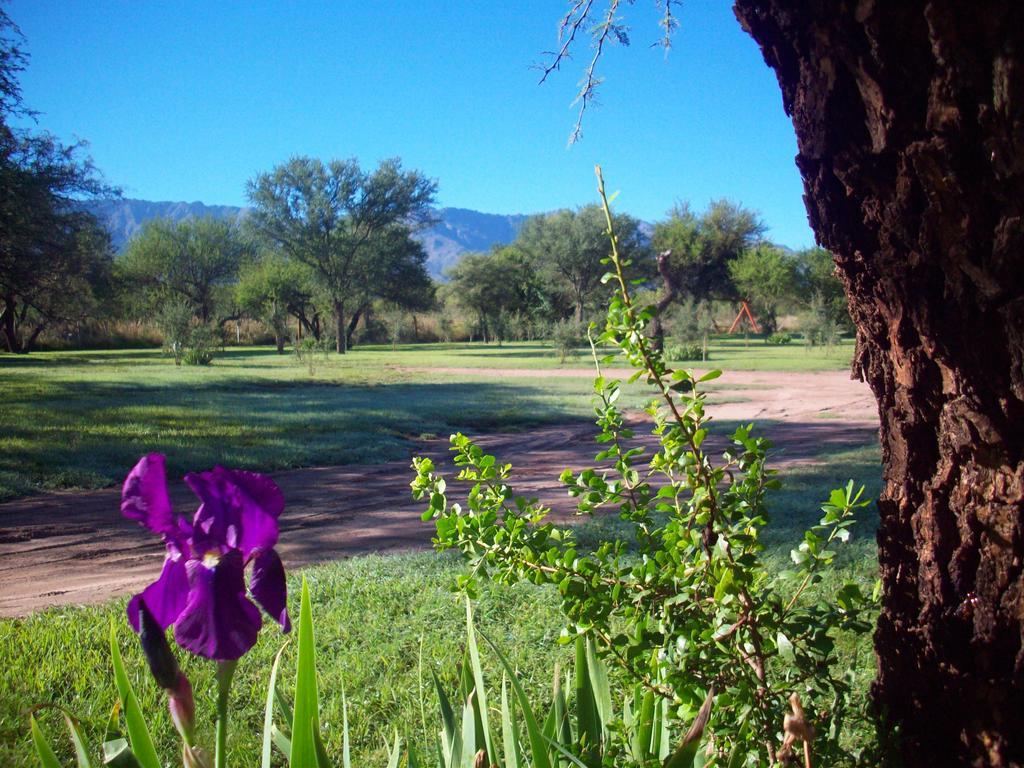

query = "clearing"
[0,364,877,616]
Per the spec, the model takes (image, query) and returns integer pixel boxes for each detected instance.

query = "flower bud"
[138,601,179,689]
[168,671,197,745]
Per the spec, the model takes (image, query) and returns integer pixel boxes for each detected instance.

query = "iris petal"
[127,553,189,632]
[121,454,178,538]
[174,550,261,661]
[250,549,290,632]
[186,467,282,558]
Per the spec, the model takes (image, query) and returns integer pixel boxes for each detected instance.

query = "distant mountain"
[85,198,531,279]
[418,207,530,276]
[84,199,249,251]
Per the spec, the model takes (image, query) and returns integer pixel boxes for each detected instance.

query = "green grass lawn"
[324,334,855,372]
[0,445,881,768]
[0,338,852,501]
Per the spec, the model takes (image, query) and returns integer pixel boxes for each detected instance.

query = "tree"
[0,9,116,353]
[649,200,765,349]
[236,252,318,353]
[518,204,648,323]
[445,246,540,343]
[339,225,435,348]
[730,3,1024,762]
[728,242,799,334]
[0,209,114,353]
[793,246,850,331]
[119,217,249,324]
[544,2,1024,761]
[246,156,436,353]
[651,200,766,303]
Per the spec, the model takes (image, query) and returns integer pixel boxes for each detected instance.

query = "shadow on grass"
[0,377,595,501]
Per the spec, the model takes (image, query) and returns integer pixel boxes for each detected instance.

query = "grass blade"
[263,642,291,768]
[342,688,351,768]
[29,714,62,768]
[290,576,320,768]
[109,623,161,768]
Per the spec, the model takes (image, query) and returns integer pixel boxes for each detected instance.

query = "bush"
[802,295,843,352]
[412,174,876,765]
[155,300,194,365]
[549,319,584,362]
[181,324,220,366]
[767,331,793,345]
[293,335,331,375]
[665,341,705,361]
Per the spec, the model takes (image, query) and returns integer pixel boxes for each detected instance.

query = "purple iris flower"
[121,454,290,661]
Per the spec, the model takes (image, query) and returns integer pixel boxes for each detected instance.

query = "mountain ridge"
[83,198,533,279]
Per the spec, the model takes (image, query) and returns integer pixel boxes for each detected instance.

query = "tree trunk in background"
[733,2,1024,764]
[333,299,346,354]
[650,249,677,353]
[345,305,364,350]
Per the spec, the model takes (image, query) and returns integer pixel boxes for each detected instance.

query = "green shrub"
[665,341,704,361]
[181,324,219,366]
[155,300,194,365]
[412,171,876,765]
[767,331,793,345]
[549,319,584,363]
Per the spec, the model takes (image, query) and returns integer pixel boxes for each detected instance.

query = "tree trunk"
[650,249,677,353]
[734,2,1024,764]
[1,297,22,353]
[333,299,346,354]
[345,304,366,349]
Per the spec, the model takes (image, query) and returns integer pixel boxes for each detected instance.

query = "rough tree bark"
[733,1,1024,764]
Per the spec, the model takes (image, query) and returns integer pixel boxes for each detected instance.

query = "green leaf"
[585,637,613,732]
[574,636,601,765]
[776,632,795,663]
[62,713,93,768]
[385,732,402,768]
[290,576,320,768]
[663,687,714,768]
[433,669,457,755]
[501,676,522,768]
[30,714,62,768]
[109,624,160,768]
[480,631,553,768]
[464,600,495,762]
[102,738,143,768]
[263,642,291,768]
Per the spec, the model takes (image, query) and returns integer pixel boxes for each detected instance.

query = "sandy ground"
[0,367,878,618]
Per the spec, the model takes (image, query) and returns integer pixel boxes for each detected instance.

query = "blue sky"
[9,1,815,248]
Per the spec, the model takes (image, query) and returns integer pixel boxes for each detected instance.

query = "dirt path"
[0,368,878,617]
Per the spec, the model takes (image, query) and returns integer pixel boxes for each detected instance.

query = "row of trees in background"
[3,190,852,357]
[0,4,848,358]
[443,199,850,352]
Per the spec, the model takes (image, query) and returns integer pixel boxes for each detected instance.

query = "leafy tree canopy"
[246,156,436,353]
